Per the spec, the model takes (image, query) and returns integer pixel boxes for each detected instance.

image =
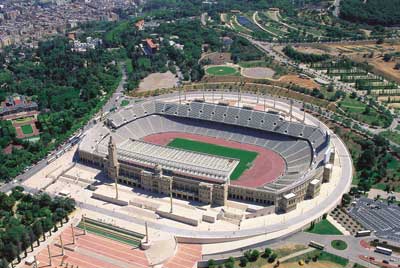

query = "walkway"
[163,243,202,268]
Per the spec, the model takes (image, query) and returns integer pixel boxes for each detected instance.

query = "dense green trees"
[0,187,75,265]
[356,135,392,192]
[0,37,121,181]
[340,0,400,26]
[282,46,330,63]
[230,37,263,63]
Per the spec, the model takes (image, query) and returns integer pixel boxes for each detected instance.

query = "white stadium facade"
[78,93,341,215]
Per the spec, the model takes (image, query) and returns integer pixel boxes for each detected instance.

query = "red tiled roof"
[146,38,157,49]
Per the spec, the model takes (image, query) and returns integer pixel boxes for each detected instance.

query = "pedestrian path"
[163,243,202,268]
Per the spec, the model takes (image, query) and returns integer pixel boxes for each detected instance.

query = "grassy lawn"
[77,221,142,247]
[167,138,258,180]
[21,124,33,135]
[306,219,342,235]
[13,116,34,124]
[206,66,238,76]
[380,130,400,145]
[372,182,387,191]
[121,99,130,107]
[125,58,133,75]
[284,250,349,267]
[274,244,308,258]
[339,96,391,127]
[331,240,348,250]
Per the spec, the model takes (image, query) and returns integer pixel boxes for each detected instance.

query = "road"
[201,12,207,26]
[332,0,341,17]
[103,63,127,113]
[249,39,355,94]
[0,63,127,193]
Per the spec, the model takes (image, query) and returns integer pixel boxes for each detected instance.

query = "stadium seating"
[92,100,330,192]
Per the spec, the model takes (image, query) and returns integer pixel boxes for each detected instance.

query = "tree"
[33,221,43,245]
[327,83,334,92]
[342,194,351,206]
[3,243,18,263]
[0,258,9,268]
[383,54,392,62]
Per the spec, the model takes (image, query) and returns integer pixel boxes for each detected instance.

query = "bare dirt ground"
[138,71,179,92]
[200,52,232,65]
[378,96,400,102]
[327,43,400,55]
[279,74,320,90]
[274,45,333,56]
[293,46,331,55]
[242,67,275,79]
[349,54,400,83]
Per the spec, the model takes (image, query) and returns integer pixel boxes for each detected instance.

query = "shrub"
[240,257,249,267]
[224,262,234,268]
[268,253,278,263]
[251,249,260,261]
[264,248,272,258]
[208,259,216,268]
[244,250,252,261]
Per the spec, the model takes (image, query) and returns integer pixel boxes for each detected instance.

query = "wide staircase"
[163,243,202,268]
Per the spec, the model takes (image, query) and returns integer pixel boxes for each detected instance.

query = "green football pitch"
[21,124,33,135]
[206,66,238,76]
[167,138,258,180]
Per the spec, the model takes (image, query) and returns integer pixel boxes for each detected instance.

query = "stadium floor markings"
[143,131,285,188]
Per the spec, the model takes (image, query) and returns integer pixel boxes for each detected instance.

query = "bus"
[355,230,372,237]
[309,241,325,250]
[375,246,392,256]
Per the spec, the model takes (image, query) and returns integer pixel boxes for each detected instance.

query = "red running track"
[143,132,286,188]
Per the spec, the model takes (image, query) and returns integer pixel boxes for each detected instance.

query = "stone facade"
[78,137,327,212]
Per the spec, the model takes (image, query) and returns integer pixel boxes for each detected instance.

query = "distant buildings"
[72,37,103,52]
[141,38,159,55]
[0,94,38,120]
[135,19,145,31]
[0,0,134,50]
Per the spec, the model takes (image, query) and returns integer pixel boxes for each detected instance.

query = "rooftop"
[115,140,239,182]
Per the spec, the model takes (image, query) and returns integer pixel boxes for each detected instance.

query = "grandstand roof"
[116,140,239,182]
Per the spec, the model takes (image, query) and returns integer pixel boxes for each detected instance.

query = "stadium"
[78,92,336,214]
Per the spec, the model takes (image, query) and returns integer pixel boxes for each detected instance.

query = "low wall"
[156,209,200,226]
[91,193,128,206]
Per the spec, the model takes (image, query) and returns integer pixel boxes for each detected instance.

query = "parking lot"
[348,197,400,243]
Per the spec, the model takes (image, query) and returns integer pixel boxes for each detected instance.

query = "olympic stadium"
[78,91,346,219]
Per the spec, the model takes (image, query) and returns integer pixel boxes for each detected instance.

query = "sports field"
[206,66,238,76]
[167,138,258,180]
[77,218,143,247]
[21,124,33,135]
